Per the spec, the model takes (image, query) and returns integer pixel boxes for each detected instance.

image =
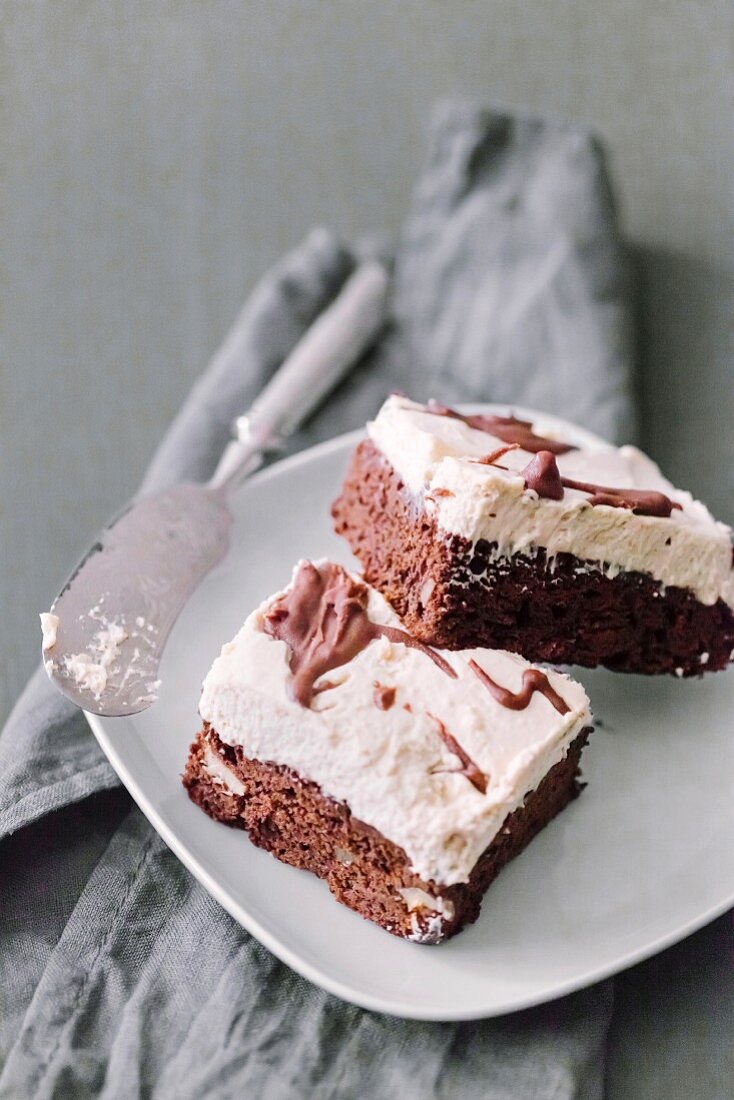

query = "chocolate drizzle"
[470,444,520,466]
[425,401,576,455]
[423,401,678,516]
[264,561,456,708]
[428,714,487,794]
[378,626,456,680]
[561,476,681,518]
[469,659,570,716]
[521,451,682,518]
[313,679,339,696]
[521,451,564,500]
[373,682,396,710]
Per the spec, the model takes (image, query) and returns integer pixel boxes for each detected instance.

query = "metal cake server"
[42,260,389,717]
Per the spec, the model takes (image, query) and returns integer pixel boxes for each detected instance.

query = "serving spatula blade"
[44,484,233,716]
[41,259,389,716]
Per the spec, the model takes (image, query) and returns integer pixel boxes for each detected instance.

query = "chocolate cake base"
[331,440,734,676]
[183,724,590,943]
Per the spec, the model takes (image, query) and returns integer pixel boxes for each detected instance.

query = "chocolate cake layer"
[184,724,589,943]
[332,440,734,675]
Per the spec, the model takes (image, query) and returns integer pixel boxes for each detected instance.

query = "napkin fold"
[1,102,633,1099]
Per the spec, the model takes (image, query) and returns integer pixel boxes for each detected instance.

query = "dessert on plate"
[332,395,734,676]
[184,559,592,942]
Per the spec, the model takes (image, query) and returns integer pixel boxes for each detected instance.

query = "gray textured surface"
[2,1,733,725]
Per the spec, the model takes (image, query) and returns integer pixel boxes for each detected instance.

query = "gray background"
[2,1,732,724]
[1,6,733,1096]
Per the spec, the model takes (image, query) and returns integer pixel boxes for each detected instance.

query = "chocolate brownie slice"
[184,560,592,942]
[332,396,734,675]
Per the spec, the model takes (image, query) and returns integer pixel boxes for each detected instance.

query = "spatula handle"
[209,260,389,491]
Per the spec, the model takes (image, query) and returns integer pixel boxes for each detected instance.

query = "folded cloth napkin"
[1,102,633,1099]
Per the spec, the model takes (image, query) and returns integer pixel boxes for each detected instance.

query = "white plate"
[87,407,734,1020]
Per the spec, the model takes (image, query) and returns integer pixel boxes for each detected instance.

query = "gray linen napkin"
[1,102,632,1099]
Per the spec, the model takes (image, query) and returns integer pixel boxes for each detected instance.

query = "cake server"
[41,260,389,717]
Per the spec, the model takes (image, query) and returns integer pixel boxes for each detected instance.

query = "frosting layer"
[368,396,734,608]
[199,562,590,886]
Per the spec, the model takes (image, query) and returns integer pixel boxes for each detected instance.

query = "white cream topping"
[40,612,59,651]
[368,395,734,609]
[199,565,591,886]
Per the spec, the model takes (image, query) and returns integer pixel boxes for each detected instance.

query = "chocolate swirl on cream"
[425,401,576,455]
[519,451,682,518]
[469,659,570,716]
[469,443,520,466]
[520,451,564,500]
[373,682,396,710]
[264,561,456,707]
[428,714,487,794]
[561,476,682,518]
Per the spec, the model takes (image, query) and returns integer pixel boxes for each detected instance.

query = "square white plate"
[87,410,734,1020]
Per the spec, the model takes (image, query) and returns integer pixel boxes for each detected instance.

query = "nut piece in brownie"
[184,559,592,943]
[331,395,734,676]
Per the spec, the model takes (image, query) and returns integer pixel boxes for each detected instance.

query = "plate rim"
[85,408,734,1021]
